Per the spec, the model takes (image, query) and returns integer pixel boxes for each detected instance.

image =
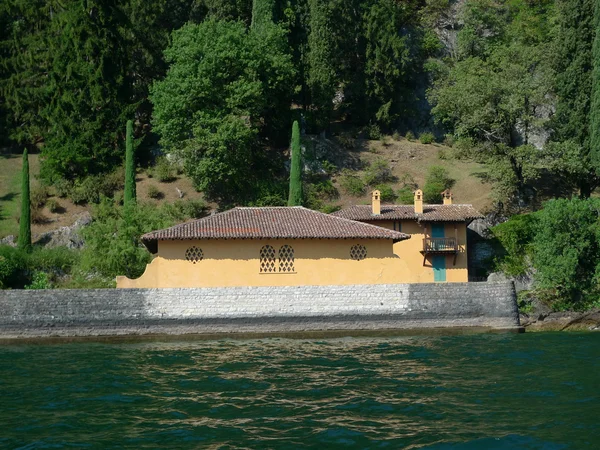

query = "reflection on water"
[0,333,598,449]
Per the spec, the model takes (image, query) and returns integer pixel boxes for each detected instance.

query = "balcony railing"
[422,237,458,253]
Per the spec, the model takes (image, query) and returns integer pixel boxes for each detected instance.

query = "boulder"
[34,212,92,249]
[0,235,17,247]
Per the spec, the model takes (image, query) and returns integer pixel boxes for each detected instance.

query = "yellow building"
[117,207,411,288]
[332,189,483,283]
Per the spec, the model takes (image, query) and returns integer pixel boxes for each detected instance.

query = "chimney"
[372,190,381,215]
[414,189,423,214]
[442,189,453,205]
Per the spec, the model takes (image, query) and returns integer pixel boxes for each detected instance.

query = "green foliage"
[397,186,415,205]
[25,271,52,289]
[304,176,339,210]
[80,199,174,279]
[251,0,274,32]
[552,0,597,196]
[53,179,73,199]
[161,199,208,222]
[147,185,163,199]
[367,123,382,140]
[363,158,393,186]
[124,120,136,207]
[375,184,396,202]
[30,184,48,209]
[70,170,124,205]
[423,166,454,203]
[18,149,31,252]
[532,198,600,305]
[0,246,24,289]
[150,19,295,204]
[46,198,60,213]
[492,214,537,277]
[339,169,365,196]
[419,132,435,144]
[150,156,177,183]
[405,131,415,141]
[288,121,303,206]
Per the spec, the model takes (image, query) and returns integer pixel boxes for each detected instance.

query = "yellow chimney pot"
[414,189,423,214]
[442,189,453,205]
[372,190,381,215]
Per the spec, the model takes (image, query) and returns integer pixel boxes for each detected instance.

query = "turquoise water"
[0,333,598,449]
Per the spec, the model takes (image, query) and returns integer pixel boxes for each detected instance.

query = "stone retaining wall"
[0,282,519,338]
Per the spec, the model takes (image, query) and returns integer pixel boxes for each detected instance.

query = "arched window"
[185,246,204,264]
[259,245,276,273]
[278,245,295,272]
[350,244,367,261]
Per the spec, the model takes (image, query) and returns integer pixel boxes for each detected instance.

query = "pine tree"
[251,0,274,32]
[288,121,303,206]
[18,148,32,252]
[124,120,136,207]
[591,0,600,175]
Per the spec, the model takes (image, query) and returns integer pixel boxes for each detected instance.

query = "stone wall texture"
[0,282,519,338]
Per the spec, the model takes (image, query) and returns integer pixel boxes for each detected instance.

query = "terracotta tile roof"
[141,206,410,252]
[331,204,483,222]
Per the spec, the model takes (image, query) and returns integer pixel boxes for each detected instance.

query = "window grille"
[260,245,276,273]
[350,244,367,261]
[185,246,203,264]
[278,245,295,272]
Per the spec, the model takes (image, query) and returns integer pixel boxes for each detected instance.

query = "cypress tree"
[591,0,600,174]
[251,0,274,32]
[288,121,303,206]
[18,148,32,252]
[124,120,136,207]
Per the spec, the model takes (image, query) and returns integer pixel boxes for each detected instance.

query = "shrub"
[423,166,455,203]
[419,132,435,144]
[367,123,382,140]
[375,184,396,202]
[392,131,401,141]
[320,204,341,214]
[438,148,448,160]
[321,160,338,175]
[397,186,415,204]
[70,170,124,205]
[337,133,356,150]
[30,207,47,224]
[25,271,52,289]
[53,178,73,198]
[30,184,48,208]
[147,185,163,199]
[46,198,61,213]
[151,156,177,182]
[0,246,26,289]
[339,169,365,196]
[443,134,455,147]
[363,158,393,186]
[492,214,537,277]
[380,135,392,147]
[162,199,207,222]
[405,131,416,141]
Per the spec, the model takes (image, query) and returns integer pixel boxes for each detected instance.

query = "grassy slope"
[324,136,493,212]
[0,138,494,239]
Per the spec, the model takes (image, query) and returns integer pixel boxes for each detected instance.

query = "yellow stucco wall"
[117,238,416,288]
[364,220,469,282]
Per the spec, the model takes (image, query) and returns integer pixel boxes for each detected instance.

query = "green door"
[431,224,446,281]
[432,255,446,282]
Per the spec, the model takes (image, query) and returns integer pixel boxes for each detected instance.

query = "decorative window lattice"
[350,244,367,261]
[260,245,276,273]
[278,245,295,273]
[185,246,204,264]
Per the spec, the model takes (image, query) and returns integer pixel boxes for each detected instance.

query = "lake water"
[0,333,598,449]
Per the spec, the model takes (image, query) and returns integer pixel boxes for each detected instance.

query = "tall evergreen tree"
[288,120,303,206]
[251,0,274,32]
[552,0,598,197]
[124,120,136,207]
[18,148,32,252]
[590,0,600,174]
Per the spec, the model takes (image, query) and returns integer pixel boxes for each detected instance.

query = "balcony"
[422,237,458,253]
[421,237,458,265]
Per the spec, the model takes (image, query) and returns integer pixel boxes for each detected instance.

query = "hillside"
[0,139,493,241]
